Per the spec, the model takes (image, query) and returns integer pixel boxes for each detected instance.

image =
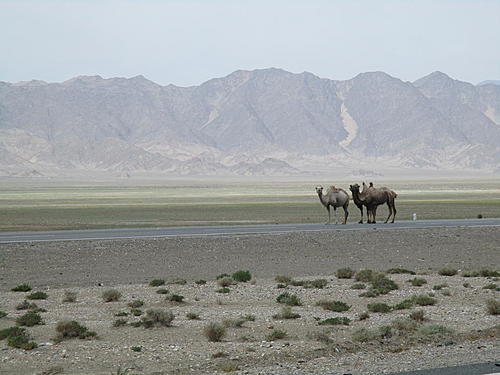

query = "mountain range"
[1,68,499,177]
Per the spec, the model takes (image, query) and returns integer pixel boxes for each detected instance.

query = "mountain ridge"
[1,68,499,177]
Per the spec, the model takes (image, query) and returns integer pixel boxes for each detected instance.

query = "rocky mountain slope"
[1,69,499,176]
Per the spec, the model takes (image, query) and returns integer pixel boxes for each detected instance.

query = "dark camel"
[349,182,397,224]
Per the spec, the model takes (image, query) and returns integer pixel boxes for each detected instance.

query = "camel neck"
[317,191,328,206]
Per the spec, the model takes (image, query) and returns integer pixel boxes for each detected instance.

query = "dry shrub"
[204,322,226,342]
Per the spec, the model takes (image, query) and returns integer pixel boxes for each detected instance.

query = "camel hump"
[326,185,338,193]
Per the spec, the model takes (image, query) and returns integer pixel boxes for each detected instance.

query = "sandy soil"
[0,226,499,375]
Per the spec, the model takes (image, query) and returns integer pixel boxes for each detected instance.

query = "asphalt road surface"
[0,217,499,244]
[386,361,500,375]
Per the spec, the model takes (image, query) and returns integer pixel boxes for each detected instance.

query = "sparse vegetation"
[432,283,448,290]
[26,291,48,300]
[318,317,350,325]
[195,279,207,285]
[351,283,366,289]
[1,326,38,350]
[273,306,300,320]
[217,277,236,287]
[417,323,453,336]
[409,310,426,322]
[276,292,302,306]
[438,268,458,276]
[11,284,32,292]
[113,318,128,327]
[217,287,231,294]
[355,269,375,282]
[102,289,121,302]
[386,268,416,275]
[486,299,500,315]
[408,278,427,287]
[335,267,355,279]
[359,312,370,320]
[232,270,252,282]
[352,327,378,342]
[130,308,143,316]
[128,300,144,308]
[141,309,175,328]
[266,328,287,341]
[16,300,41,311]
[222,318,246,328]
[0,311,7,319]
[186,312,200,320]
[367,302,392,313]
[483,283,498,290]
[411,294,437,306]
[275,275,292,283]
[55,320,97,341]
[204,322,226,342]
[130,346,142,352]
[156,288,169,294]
[62,290,77,303]
[170,278,187,285]
[16,311,43,327]
[149,279,165,287]
[316,300,350,312]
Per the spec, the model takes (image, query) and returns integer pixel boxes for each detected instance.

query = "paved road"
[1,218,499,243]
[387,361,500,375]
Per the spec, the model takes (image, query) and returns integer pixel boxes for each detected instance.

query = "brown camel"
[315,185,349,224]
[350,182,397,223]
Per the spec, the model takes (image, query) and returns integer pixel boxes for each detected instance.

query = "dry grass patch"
[102,289,121,302]
[204,322,226,342]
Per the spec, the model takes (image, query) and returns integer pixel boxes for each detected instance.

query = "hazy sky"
[1,0,499,86]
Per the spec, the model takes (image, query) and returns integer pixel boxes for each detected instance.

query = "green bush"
[156,288,169,294]
[0,311,7,319]
[217,277,236,287]
[432,283,448,290]
[355,269,375,282]
[276,292,302,306]
[409,310,426,322]
[7,334,37,350]
[411,294,437,306]
[16,311,43,327]
[195,279,207,285]
[128,300,144,308]
[232,270,252,282]
[392,299,414,310]
[370,274,399,294]
[149,279,165,287]
[367,303,391,313]
[55,320,97,341]
[11,284,32,292]
[266,329,287,341]
[386,268,416,275]
[316,300,350,312]
[335,268,355,279]
[130,308,143,316]
[417,324,453,336]
[113,319,128,327]
[438,268,458,276]
[130,346,142,352]
[408,278,427,287]
[216,287,230,294]
[351,283,366,289]
[318,317,350,326]
[26,291,48,300]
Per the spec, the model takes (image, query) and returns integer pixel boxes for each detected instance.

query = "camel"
[315,185,349,224]
[350,182,397,224]
[349,183,366,224]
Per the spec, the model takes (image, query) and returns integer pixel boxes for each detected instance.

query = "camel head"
[349,184,360,193]
[315,186,324,195]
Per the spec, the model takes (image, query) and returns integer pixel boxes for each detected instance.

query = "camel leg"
[359,207,363,224]
[371,206,378,224]
[391,203,397,223]
[343,204,349,224]
[385,202,391,224]
[326,206,331,225]
[333,206,338,224]
[366,207,372,224]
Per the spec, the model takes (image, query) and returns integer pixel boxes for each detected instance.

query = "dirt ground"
[0,226,499,375]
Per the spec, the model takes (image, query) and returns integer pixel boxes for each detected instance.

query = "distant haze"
[1,68,499,178]
[1,0,499,86]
